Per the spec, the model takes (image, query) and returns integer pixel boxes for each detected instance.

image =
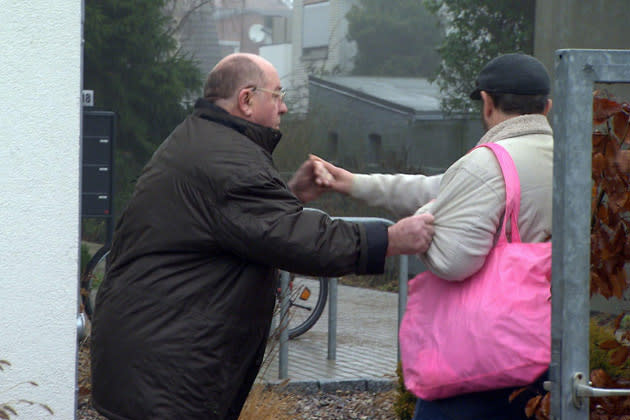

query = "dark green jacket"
[91,99,387,420]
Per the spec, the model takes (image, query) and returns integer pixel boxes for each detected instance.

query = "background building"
[307,75,482,174]
[288,0,358,111]
[171,1,223,86]
[214,0,292,55]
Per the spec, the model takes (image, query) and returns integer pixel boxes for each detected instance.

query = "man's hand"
[310,155,354,195]
[288,154,354,202]
[288,157,329,203]
[386,213,435,256]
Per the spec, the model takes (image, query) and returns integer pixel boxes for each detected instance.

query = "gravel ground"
[77,390,397,420]
[76,339,398,420]
[279,389,397,420]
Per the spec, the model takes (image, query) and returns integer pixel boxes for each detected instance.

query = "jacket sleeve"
[207,168,388,277]
[350,173,442,218]
[415,148,505,280]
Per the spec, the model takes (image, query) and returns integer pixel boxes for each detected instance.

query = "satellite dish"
[248,23,266,44]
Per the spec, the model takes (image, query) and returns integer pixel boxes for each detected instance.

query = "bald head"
[203,53,288,129]
[204,53,269,101]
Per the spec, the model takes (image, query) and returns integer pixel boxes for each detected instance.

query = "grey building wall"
[175,4,223,93]
[307,80,483,176]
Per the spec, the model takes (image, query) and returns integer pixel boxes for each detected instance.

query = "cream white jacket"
[350,114,553,280]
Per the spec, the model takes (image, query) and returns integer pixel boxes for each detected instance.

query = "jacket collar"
[477,114,553,145]
[193,98,283,153]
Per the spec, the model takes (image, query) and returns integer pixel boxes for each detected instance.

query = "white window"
[303,1,330,49]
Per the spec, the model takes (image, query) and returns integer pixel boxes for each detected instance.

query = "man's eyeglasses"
[251,86,286,101]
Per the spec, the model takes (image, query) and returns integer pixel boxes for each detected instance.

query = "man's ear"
[543,98,552,116]
[237,88,253,116]
[480,91,494,120]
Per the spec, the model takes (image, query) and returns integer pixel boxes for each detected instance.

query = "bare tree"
[164,0,215,37]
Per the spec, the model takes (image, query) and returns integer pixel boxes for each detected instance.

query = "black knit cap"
[470,53,550,100]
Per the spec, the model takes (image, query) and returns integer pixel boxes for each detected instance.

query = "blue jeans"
[412,372,548,420]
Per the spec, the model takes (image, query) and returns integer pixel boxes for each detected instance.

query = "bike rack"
[277,213,409,379]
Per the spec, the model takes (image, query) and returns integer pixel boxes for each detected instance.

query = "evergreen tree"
[346,0,443,78]
[83,0,203,214]
[425,0,535,113]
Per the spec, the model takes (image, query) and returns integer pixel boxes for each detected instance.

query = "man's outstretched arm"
[290,154,441,218]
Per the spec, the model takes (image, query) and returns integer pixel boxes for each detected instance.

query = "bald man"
[90,53,434,419]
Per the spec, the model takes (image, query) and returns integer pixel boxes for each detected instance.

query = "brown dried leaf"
[599,339,622,350]
[593,132,608,150]
[593,152,607,180]
[597,204,609,225]
[619,397,630,415]
[535,392,551,420]
[605,136,621,164]
[616,149,630,178]
[612,111,630,143]
[607,207,621,227]
[610,192,630,212]
[598,232,614,261]
[591,270,612,298]
[612,269,627,299]
[509,387,527,403]
[591,368,613,387]
[591,232,603,259]
[593,96,623,124]
[525,395,542,418]
[602,176,619,196]
[609,346,629,366]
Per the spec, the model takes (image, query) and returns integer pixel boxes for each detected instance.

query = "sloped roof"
[310,75,443,114]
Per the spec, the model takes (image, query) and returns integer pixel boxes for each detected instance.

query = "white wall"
[0,2,82,419]
[260,43,293,85]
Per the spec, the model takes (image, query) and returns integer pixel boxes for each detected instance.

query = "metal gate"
[551,49,630,419]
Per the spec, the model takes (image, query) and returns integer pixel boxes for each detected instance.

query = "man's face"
[249,65,288,130]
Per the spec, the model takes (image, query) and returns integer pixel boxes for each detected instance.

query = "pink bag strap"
[472,143,522,243]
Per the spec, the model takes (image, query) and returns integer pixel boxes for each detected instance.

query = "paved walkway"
[258,282,400,390]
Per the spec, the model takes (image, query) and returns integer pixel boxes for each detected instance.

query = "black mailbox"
[82,111,115,217]
[83,136,112,164]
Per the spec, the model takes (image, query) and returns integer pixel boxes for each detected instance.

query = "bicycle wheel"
[80,245,109,320]
[286,275,328,339]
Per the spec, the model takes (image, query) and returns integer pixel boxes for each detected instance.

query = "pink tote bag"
[399,142,551,401]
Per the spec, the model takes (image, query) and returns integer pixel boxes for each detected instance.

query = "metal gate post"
[397,255,408,360]
[551,49,630,420]
[327,277,338,360]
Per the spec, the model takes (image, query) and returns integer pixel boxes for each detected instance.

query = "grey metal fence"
[277,213,409,379]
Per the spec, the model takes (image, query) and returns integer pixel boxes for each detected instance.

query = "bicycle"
[276,273,328,339]
[79,246,328,339]
[79,244,109,321]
